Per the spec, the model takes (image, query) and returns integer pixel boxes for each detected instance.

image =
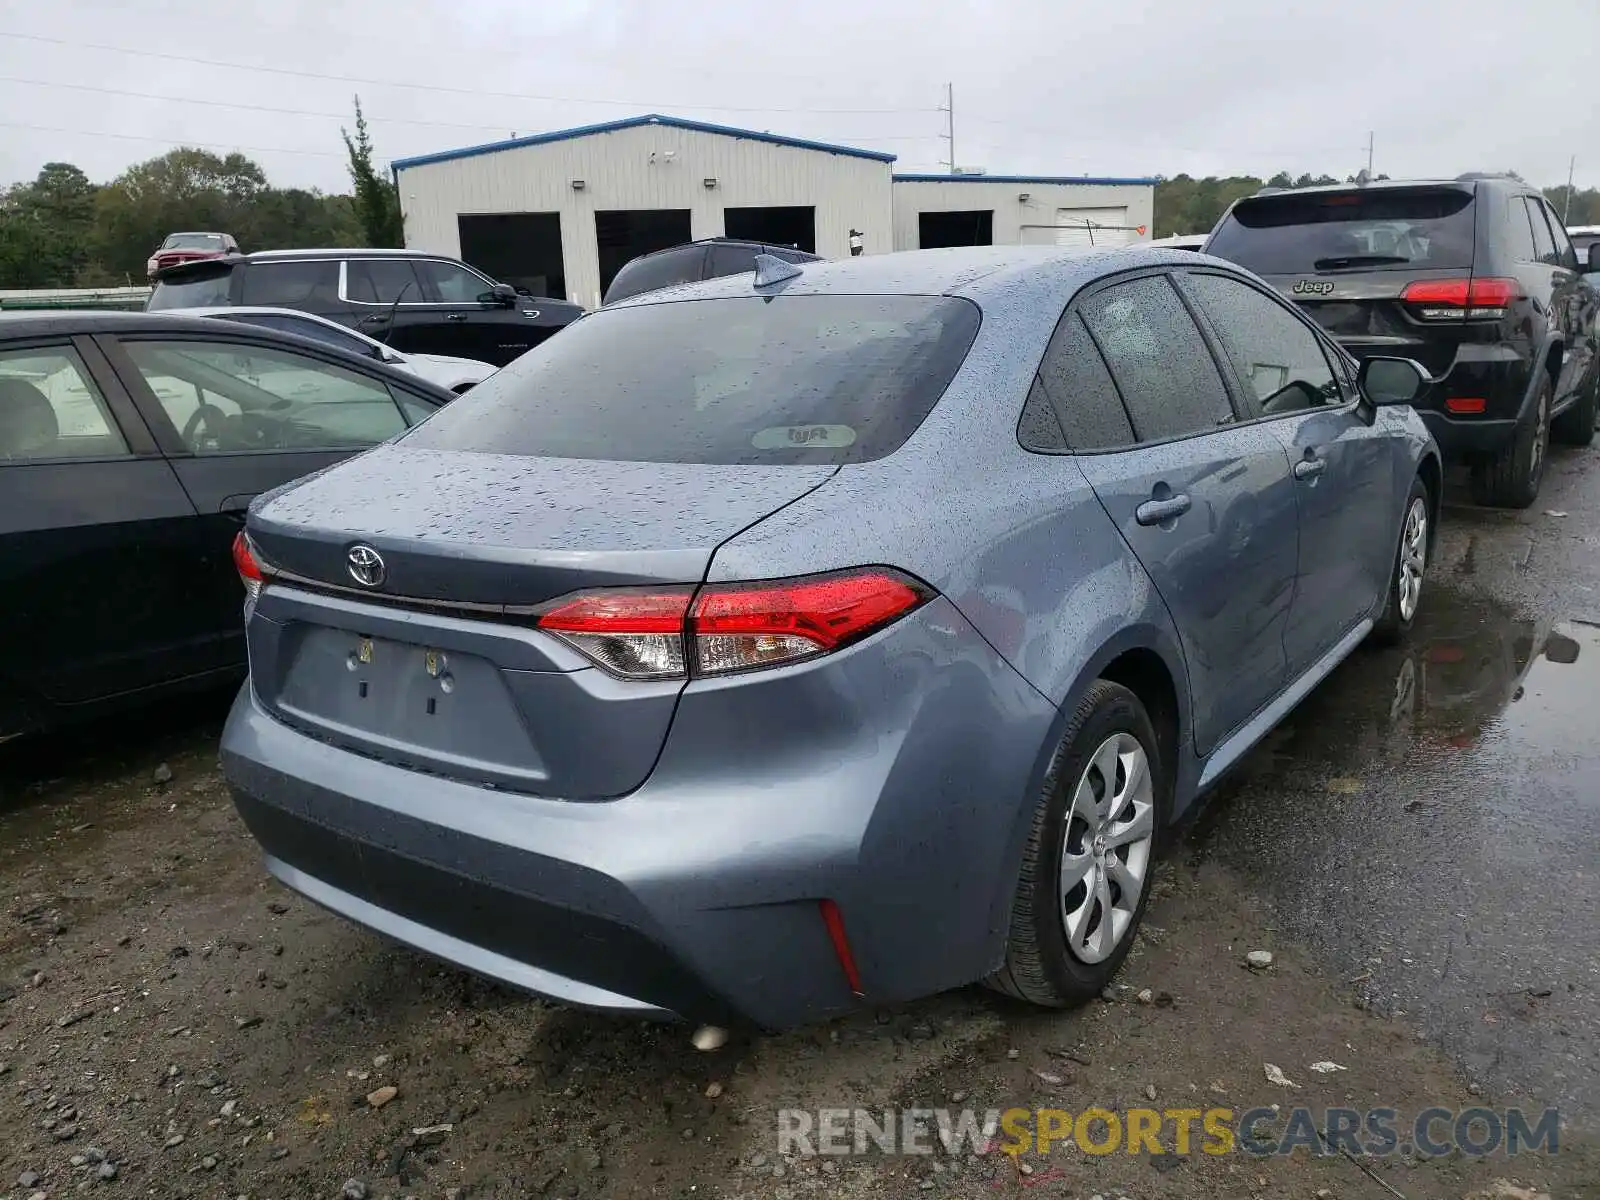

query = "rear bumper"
[221,597,1056,1029]
[1412,351,1533,458]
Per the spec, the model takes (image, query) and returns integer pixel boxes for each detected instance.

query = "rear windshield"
[1205,187,1477,274]
[163,233,224,250]
[404,294,982,465]
[602,247,703,305]
[148,267,233,310]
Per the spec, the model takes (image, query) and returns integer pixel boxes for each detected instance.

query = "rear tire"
[1470,373,1551,509]
[987,681,1165,1007]
[1371,475,1430,646]
[1552,368,1598,448]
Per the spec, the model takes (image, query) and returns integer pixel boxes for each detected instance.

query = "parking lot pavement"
[2,453,1598,1199]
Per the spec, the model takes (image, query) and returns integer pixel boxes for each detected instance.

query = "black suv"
[148,249,585,367]
[602,238,821,306]
[1205,176,1600,507]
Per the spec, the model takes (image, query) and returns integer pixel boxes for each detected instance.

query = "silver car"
[222,246,1440,1030]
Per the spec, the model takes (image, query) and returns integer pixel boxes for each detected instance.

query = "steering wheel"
[181,402,230,449]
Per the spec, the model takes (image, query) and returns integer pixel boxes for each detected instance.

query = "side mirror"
[487,283,518,307]
[1587,243,1600,272]
[1358,356,1432,406]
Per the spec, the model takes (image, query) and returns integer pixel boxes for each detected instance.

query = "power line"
[0,75,938,143]
[0,120,344,159]
[0,31,939,116]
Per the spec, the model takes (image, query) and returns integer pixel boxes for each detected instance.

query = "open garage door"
[1021,207,1140,248]
[596,210,693,295]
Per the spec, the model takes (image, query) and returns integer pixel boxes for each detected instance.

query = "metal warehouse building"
[892,175,1156,250]
[392,114,896,310]
[392,114,1157,308]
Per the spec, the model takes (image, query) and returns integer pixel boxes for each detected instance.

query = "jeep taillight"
[534,569,933,681]
[1401,277,1519,321]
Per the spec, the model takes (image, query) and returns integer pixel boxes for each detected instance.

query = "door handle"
[1293,457,1327,481]
[444,313,468,322]
[1135,494,1192,525]
[357,315,389,326]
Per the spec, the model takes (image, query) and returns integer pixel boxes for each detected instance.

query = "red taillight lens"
[232,531,269,599]
[691,569,929,675]
[534,569,932,680]
[1401,277,1518,320]
[535,587,694,679]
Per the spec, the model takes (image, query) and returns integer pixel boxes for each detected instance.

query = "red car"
[146,232,239,280]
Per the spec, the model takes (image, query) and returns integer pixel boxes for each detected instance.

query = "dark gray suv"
[602,238,822,305]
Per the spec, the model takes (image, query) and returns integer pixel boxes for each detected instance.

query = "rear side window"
[406,294,981,465]
[240,260,340,307]
[1525,199,1558,264]
[0,346,129,462]
[1080,276,1233,442]
[1506,198,1539,262]
[148,267,233,310]
[602,248,703,305]
[707,243,760,279]
[1033,313,1135,450]
[1205,187,1477,274]
[346,259,424,304]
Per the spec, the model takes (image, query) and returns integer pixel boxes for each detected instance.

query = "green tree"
[341,97,404,247]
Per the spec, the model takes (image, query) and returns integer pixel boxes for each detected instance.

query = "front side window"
[346,258,424,305]
[239,260,340,307]
[0,346,129,462]
[121,339,409,454]
[1181,272,1341,416]
[416,259,494,304]
[1539,202,1579,270]
[405,294,981,465]
[1079,276,1234,442]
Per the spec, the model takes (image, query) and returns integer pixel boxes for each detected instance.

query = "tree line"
[2,106,1596,288]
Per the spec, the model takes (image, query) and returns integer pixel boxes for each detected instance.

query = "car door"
[340,256,428,348]
[1176,268,1398,673]
[0,336,207,728]
[1520,198,1580,400]
[1533,199,1598,403]
[102,331,441,674]
[1063,272,1300,756]
[411,257,540,365]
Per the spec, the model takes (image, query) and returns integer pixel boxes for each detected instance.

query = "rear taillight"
[535,568,932,681]
[232,531,271,600]
[1401,277,1519,321]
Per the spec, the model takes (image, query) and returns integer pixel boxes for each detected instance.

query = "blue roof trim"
[893,173,1159,186]
[392,113,897,171]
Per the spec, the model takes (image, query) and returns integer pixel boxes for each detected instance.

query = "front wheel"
[987,680,1165,1007]
[1372,475,1431,645]
[1552,367,1598,448]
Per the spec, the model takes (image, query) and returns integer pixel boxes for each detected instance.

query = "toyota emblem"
[346,544,386,588]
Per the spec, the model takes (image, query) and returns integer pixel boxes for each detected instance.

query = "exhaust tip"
[691,1025,729,1052]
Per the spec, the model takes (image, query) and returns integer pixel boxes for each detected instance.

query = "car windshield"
[163,234,224,250]
[1205,187,1477,274]
[404,294,982,465]
[148,268,233,309]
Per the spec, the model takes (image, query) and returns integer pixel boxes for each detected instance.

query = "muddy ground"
[0,696,1592,1200]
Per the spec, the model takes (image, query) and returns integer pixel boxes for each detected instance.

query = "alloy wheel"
[1059,733,1155,964]
[1397,496,1428,623]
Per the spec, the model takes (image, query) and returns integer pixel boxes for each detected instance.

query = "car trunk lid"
[245,443,837,797]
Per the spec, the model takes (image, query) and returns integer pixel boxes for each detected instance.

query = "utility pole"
[1366,131,1374,177]
[1564,154,1576,224]
[940,83,956,175]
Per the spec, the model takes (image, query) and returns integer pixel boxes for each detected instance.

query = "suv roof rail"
[1454,171,1517,182]
[1253,186,1287,196]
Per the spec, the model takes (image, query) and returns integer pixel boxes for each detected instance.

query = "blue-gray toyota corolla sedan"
[221,246,1440,1031]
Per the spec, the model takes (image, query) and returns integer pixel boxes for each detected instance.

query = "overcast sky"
[2,0,1596,193]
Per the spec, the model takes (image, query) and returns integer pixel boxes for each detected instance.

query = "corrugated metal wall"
[891,181,1155,251]
[396,125,895,308]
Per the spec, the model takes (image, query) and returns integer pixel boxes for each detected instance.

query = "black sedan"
[0,311,453,741]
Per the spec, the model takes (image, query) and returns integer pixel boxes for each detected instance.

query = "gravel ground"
[1,697,1594,1200]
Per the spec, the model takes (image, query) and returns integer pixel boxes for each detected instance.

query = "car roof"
[604,244,1209,310]
[0,310,249,337]
[242,248,431,260]
[624,238,822,263]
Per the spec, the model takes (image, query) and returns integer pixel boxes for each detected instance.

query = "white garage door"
[1022,207,1136,248]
